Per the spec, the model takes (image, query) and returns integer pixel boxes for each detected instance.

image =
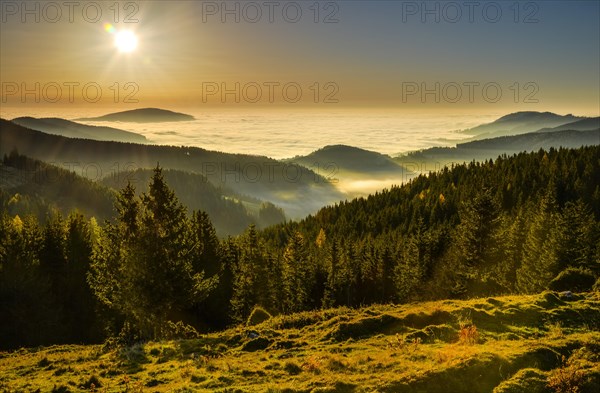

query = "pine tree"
[517,191,560,293]
[553,201,598,273]
[89,166,215,339]
[64,213,99,342]
[395,224,428,302]
[188,211,229,328]
[0,214,58,349]
[378,244,396,302]
[452,189,502,296]
[322,239,341,308]
[495,210,527,293]
[282,231,310,313]
[231,224,270,321]
[116,182,139,234]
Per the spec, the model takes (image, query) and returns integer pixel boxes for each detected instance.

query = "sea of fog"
[4,108,500,159]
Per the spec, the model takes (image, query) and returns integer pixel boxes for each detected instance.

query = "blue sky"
[1,0,599,114]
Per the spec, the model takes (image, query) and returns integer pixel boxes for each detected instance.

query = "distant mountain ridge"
[287,144,410,196]
[0,119,343,219]
[462,111,585,140]
[458,129,600,151]
[536,117,600,133]
[288,144,404,175]
[396,129,599,169]
[11,117,148,144]
[75,108,195,123]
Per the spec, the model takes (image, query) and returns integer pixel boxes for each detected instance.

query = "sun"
[114,31,138,53]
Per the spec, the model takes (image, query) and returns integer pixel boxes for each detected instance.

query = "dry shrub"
[458,324,479,345]
[547,365,585,393]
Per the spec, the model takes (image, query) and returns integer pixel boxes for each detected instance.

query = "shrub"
[283,361,302,375]
[79,375,102,390]
[458,324,479,345]
[241,337,272,352]
[548,268,596,292]
[247,306,272,326]
[547,364,585,393]
[163,321,200,340]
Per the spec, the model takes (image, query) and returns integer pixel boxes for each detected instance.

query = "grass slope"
[1,292,599,392]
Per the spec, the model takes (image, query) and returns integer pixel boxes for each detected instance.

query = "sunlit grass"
[1,291,598,392]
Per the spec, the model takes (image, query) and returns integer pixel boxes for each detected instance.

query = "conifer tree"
[89,166,215,338]
[517,191,560,293]
[231,224,270,321]
[453,189,502,295]
[282,231,310,312]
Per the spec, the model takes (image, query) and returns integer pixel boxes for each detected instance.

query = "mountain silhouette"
[0,119,343,219]
[396,128,599,170]
[461,111,584,140]
[75,108,195,123]
[535,117,600,133]
[11,117,148,143]
[289,145,404,175]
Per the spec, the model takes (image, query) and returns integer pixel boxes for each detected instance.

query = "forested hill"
[0,151,277,235]
[256,146,599,310]
[1,146,598,351]
[394,128,599,169]
[11,117,148,144]
[99,168,284,235]
[0,151,116,221]
[461,111,583,139]
[266,146,600,243]
[0,119,343,219]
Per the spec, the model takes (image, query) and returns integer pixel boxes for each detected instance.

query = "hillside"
[10,117,148,144]
[536,117,600,133]
[1,291,598,392]
[461,112,584,140]
[75,108,195,123]
[457,130,600,151]
[0,152,116,221]
[0,119,344,219]
[0,151,260,235]
[395,129,600,170]
[287,145,409,195]
[100,168,279,235]
[288,145,404,175]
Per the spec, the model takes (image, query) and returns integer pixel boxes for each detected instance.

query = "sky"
[1,0,599,115]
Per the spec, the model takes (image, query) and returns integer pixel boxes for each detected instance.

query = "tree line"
[1,146,599,349]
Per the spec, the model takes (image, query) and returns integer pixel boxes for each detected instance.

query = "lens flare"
[104,23,115,34]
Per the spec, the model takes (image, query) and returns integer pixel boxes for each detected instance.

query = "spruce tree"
[282,231,310,313]
[90,166,215,339]
[231,225,270,321]
[517,191,560,293]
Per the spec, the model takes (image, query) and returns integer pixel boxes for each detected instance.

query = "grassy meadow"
[1,291,599,393]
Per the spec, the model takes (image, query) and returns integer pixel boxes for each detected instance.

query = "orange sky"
[1,1,599,116]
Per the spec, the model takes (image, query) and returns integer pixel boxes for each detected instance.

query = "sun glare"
[115,31,138,53]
